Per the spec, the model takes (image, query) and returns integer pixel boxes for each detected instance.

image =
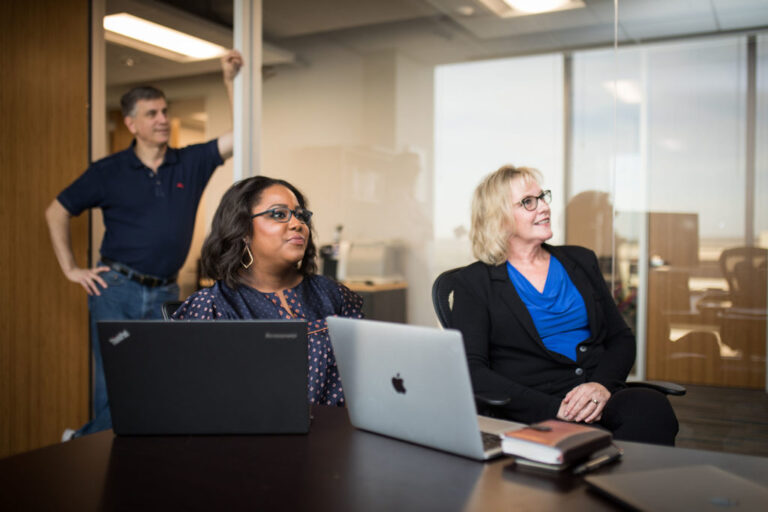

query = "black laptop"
[98,320,310,435]
[585,464,768,511]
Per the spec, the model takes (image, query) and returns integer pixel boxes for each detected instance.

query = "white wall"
[262,42,437,326]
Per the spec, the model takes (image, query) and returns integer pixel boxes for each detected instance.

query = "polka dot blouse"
[172,275,364,406]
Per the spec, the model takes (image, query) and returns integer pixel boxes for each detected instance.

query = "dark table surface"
[2,406,768,511]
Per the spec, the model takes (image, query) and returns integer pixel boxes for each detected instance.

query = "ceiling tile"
[711,0,768,30]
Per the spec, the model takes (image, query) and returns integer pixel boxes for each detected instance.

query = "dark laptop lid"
[585,464,768,511]
[98,320,310,435]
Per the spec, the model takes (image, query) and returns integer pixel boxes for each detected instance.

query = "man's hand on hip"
[66,265,110,296]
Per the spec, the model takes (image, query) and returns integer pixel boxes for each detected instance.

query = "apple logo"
[391,373,406,394]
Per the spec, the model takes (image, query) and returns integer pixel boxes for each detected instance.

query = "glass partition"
[254,1,768,399]
[570,35,767,388]
[260,12,768,389]
[434,54,565,274]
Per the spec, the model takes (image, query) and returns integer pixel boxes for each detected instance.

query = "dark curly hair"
[201,176,318,289]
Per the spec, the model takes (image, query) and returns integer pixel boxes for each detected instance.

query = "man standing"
[46,50,243,437]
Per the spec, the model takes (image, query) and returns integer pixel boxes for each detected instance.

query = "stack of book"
[501,419,614,472]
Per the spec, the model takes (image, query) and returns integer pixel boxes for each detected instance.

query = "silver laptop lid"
[327,317,521,460]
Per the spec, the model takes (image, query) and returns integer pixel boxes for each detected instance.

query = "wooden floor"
[669,384,768,457]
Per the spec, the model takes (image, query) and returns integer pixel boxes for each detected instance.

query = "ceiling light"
[504,0,572,13]
[477,0,584,18]
[104,13,228,62]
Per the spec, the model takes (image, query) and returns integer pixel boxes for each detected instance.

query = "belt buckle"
[128,269,168,288]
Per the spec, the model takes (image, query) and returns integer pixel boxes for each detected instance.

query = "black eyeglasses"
[516,190,551,211]
[251,206,313,224]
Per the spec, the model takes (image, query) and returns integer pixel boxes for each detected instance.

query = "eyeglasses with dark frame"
[251,206,313,224]
[516,190,552,211]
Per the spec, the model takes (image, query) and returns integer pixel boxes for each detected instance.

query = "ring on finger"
[591,398,599,405]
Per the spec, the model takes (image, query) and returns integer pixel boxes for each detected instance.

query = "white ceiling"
[106,0,768,86]
[262,0,436,38]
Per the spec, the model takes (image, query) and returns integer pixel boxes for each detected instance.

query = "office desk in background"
[345,281,407,323]
[2,406,768,511]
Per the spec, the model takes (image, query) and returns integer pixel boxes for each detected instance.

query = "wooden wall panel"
[0,0,90,457]
[109,109,134,154]
[645,213,765,389]
[648,212,699,268]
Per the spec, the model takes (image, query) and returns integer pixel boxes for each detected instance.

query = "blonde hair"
[470,165,542,265]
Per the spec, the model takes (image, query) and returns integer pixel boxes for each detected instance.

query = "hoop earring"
[241,245,254,269]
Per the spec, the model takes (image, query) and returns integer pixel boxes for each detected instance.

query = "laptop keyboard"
[481,431,502,451]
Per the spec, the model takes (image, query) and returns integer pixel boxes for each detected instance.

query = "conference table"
[2,406,768,511]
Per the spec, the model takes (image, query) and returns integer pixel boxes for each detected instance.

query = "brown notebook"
[501,419,611,465]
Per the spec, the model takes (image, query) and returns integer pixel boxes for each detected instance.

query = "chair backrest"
[161,300,184,320]
[719,247,767,309]
[432,267,519,412]
[432,268,465,328]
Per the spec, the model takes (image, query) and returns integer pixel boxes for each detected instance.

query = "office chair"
[161,300,184,320]
[719,247,767,309]
[431,267,686,416]
[718,247,767,386]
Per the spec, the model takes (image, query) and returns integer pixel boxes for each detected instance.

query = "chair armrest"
[474,393,512,407]
[626,380,687,396]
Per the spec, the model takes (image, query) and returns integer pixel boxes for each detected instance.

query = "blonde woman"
[451,165,678,445]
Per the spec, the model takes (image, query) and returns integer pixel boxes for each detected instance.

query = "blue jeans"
[75,265,179,436]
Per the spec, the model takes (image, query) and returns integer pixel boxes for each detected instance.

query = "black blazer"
[452,244,635,424]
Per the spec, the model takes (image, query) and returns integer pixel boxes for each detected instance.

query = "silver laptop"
[327,317,524,460]
[98,320,310,435]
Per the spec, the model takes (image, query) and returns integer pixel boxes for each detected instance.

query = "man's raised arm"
[217,49,243,160]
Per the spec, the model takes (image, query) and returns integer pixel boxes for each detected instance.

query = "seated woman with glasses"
[173,176,363,406]
[451,165,678,445]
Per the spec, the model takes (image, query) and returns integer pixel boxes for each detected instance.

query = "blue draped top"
[506,256,591,361]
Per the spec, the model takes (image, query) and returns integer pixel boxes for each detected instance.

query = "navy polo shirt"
[58,139,223,278]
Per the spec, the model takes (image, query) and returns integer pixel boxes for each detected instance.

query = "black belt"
[101,258,177,288]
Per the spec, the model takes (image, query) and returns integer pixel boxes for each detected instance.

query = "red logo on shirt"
[176,182,184,189]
